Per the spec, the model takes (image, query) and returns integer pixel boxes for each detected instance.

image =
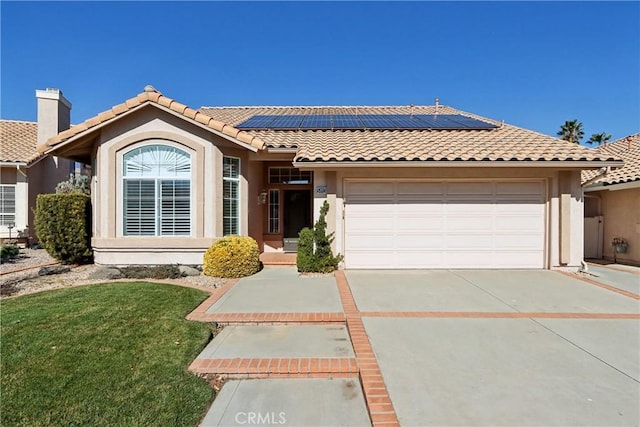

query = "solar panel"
[235,113,498,130]
[268,115,305,129]
[438,115,498,129]
[332,115,365,129]
[235,115,277,129]
[360,115,398,129]
[386,114,430,129]
[300,115,332,129]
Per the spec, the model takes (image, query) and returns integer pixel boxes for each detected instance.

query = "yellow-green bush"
[203,236,260,278]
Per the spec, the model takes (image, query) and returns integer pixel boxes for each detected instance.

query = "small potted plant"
[611,237,628,254]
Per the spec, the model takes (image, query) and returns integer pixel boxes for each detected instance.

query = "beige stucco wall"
[597,187,640,264]
[307,166,585,270]
[1,158,73,242]
[27,157,74,242]
[89,106,255,265]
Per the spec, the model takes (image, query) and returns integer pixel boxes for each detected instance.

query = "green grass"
[1,282,215,426]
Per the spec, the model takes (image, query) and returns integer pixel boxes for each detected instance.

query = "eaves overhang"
[292,160,625,169]
[44,99,265,160]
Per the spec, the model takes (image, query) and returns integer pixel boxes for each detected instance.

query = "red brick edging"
[189,357,358,379]
[558,271,640,300]
[360,311,640,319]
[186,279,239,321]
[335,271,400,427]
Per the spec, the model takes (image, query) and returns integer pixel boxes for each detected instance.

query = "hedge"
[34,193,93,264]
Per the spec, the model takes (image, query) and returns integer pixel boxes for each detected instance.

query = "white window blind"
[223,157,240,236]
[268,189,280,234]
[123,145,191,236]
[0,185,16,227]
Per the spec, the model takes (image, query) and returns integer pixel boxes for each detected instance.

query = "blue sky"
[1,1,638,145]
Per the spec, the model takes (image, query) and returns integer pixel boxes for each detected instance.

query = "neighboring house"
[39,86,622,269]
[583,133,640,265]
[0,89,76,242]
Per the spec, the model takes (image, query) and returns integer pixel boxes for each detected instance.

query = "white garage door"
[344,181,545,269]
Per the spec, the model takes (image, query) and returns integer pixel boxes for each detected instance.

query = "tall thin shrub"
[34,193,93,264]
[296,201,343,273]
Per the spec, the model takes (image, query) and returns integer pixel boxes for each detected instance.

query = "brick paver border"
[335,271,400,427]
[189,357,358,378]
[186,279,239,321]
[360,311,640,319]
[558,271,640,300]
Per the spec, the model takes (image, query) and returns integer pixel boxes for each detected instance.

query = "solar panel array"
[236,114,498,130]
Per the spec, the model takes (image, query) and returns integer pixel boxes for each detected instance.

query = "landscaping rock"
[88,267,122,280]
[179,265,200,277]
[38,265,71,276]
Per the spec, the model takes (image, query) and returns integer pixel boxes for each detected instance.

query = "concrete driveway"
[193,268,639,427]
[348,270,640,426]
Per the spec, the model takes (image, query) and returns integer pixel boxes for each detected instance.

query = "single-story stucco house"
[0,89,76,242]
[583,133,639,265]
[38,86,623,269]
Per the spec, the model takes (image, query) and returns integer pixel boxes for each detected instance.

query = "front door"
[283,189,311,251]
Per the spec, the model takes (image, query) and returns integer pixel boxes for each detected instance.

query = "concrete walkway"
[188,267,639,427]
[201,378,371,427]
[585,263,640,295]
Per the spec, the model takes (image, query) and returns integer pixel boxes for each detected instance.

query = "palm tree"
[557,120,584,144]
[588,132,612,146]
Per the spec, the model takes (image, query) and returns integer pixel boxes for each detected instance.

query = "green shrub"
[297,201,343,273]
[34,193,92,264]
[203,236,260,278]
[1,244,19,260]
[296,227,315,272]
[119,265,182,279]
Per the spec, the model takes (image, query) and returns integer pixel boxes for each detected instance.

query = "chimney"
[35,88,71,145]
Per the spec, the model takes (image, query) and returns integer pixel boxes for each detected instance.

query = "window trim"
[268,167,312,185]
[120,142,193,237]
[268,189,280,234]
[223,156,241,236]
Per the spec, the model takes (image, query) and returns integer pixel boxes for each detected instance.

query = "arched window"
[123,144,191,236]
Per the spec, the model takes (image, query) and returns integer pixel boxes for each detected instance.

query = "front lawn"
[1,282,214,426]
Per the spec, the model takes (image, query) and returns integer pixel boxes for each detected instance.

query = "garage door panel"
[496,181,543,195]
[445,251,496,268]
[494,234,544,249]
[446,216,493,232]
[397,216,444,231]
[345,233,394,250]
[395,233,446,249]
[346,252,396,269]
[344,180,545,269]
[346,182,393,197]
[447,182,493,195]
[397,182,444,196]
[493,251,543,268]
[396,251,445,268]
[495,215,544,232]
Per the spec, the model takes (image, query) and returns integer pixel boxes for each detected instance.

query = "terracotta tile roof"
[40,88,265,154]
[200,105,617,163]
[0,119,40,163]
[582,133,640,186]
